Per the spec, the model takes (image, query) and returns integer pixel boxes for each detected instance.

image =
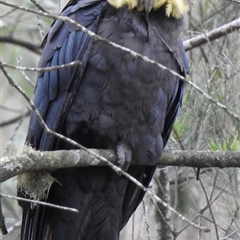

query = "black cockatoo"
[18,0,189,239]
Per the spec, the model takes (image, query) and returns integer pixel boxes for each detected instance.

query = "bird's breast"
[66,7,182,163]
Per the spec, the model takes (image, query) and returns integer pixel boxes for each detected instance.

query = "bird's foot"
[116,142,132,171]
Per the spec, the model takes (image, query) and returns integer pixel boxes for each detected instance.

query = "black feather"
[19,1,189,239]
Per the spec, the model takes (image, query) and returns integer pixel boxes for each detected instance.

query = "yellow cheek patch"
[107,0,139,9]
[106,0,189,18]
[162,0,190,18]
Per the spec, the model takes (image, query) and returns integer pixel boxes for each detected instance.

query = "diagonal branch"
[30,0,48,13]
[0,110,30,128]
[0,193,78,213]
[183,18,240,51]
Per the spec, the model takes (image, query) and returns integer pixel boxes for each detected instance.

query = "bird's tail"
[19,167,129,240]
[19,200,49,240]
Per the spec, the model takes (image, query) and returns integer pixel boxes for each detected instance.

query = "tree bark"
[1,145,240,183]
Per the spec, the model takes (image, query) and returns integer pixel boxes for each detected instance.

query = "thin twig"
[3,111,25,156]
[17,57,35,87]
[0,110,30,128]
[132,213,135,240]
[1,60,82,72]
[30,0,48,13]
[0,36,41,54]
[0,193,79,213]
[0,105,24,113]
[197,176,220,240]
[142,200,151,240]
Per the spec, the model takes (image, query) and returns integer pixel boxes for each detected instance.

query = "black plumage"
[19,0,189,239]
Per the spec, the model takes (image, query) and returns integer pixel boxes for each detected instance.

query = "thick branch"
[183,18,240,51]
[1,146,240,183]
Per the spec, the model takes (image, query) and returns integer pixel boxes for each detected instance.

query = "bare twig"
[131,213,135,240]
[1,60,82,72]
[0,36,41,54]
[154,168,174,239]
[17,57,35,87]
[0,7,17,18]
[30,0,48,13]
[37,15,46,40]
[0,193,79,213]
[0,110,30,128]
[226,0,240,4]
[198,176,220,239]
[3,111,25,156]
[142,200,151,240]
[0,105,24,113]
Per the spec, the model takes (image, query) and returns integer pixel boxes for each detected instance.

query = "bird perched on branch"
[18,0,189,239]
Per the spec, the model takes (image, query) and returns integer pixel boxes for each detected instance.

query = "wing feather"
[20,1,102,239]
[26,1,102,151]
[20,1,189,239]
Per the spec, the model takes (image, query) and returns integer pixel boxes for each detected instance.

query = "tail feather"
[20,203,45,240]
[19,167,131,240]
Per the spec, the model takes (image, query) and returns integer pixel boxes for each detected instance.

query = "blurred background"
[1,0,240,239]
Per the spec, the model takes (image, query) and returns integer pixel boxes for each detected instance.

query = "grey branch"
[0,36,41,54]
[0,193,78,213]
[183,17,240,51]
[1,145,240,183]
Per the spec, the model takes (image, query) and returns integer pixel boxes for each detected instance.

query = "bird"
[18,0,189,239]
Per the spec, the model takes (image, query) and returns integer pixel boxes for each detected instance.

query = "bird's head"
[107,0,190,18]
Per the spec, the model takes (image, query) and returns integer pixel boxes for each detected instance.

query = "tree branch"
[0,110,30,128]
[1,145,239,183]
[0,37,41,55]
[30,0,48,13]
[183,17,240,51]
[0,193,78,213]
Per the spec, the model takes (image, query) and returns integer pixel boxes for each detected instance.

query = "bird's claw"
[116,142,132,171]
